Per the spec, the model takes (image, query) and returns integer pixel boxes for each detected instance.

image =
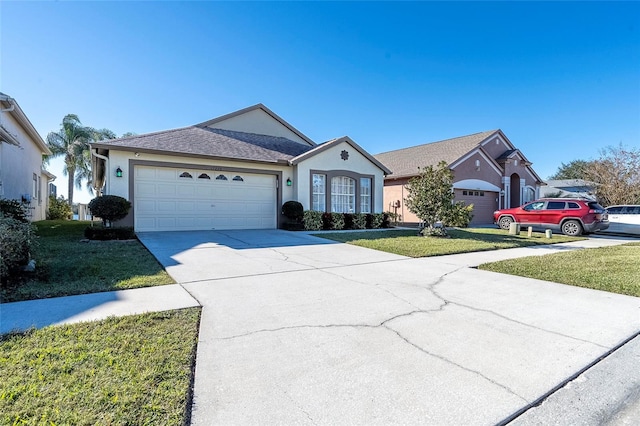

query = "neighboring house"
[540,179,596,200]
[0,92,55,221]
[374,130,543,225]
[91,104,390,232]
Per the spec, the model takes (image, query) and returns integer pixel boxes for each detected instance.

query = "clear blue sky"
[2,1,639,204]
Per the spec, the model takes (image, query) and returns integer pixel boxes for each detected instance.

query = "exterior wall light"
[116,167,123,178]
[286,178,292,187]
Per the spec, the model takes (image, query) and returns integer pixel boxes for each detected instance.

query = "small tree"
[404,161,472,236]
[88,195,131,227]
[47,195,73,220]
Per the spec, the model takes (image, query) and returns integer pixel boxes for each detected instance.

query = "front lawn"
[314,228,585,258]
[479,242,640,297]
[0,308,201,425]
[1,220,174,302]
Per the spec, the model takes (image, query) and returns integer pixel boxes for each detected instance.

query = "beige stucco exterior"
[293,140,385,213]
[200,106,312,146]
[0,94,54,221]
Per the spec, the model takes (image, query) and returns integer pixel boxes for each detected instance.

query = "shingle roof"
[374,130,498,178]
[92,126,314,163]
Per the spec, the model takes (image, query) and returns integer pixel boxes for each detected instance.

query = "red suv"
[493,198,609,236]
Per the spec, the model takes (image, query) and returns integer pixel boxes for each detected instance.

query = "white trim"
[524,166,539,182]
[453,179,501,192]
[450,148,502,176]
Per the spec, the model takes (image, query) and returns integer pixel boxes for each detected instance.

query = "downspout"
[91,150,109,195]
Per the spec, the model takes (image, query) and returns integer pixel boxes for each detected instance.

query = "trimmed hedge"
[84,227,136,241]
[88,195,131,226]
[301,211,389,231]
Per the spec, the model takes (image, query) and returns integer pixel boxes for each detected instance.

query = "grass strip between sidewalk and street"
[479,242,640,297]
[314,228,585,258]
[0,307,201,425]
[2,220,175,303]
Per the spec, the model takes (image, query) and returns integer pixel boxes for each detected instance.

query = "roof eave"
[90,143,294,166]
[0,94,51,155]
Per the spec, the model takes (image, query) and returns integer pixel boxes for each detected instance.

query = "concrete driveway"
[138,230,640,425]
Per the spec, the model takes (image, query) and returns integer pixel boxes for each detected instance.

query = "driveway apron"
[137,230,640,425]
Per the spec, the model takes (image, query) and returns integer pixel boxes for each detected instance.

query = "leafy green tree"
[548,160,593,180]
[404,161,473,235]
[46,115,115,205]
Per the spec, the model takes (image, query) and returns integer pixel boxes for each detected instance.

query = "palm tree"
[46,115,115,205]
[74,128,116,195]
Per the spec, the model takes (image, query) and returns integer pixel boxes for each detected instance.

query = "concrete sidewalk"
[0,284,200,334]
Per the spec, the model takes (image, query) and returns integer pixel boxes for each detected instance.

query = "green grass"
[0,308,201,425]
[2,220,175,303]
[479,243,640,297]
[314,228,585,258]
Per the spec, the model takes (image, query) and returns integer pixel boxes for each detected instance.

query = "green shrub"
[445,202,474,228]
[370,213,385,229]
[47,196,73,220]
[343,213,354,230]
[84,226,136,241]
[88,195,131,226]
[303,210,324,231]
[352,213,367,229]
[0,216,37,280]
[0,199,29,223]
[330,213,345,230]
[282,201,304,222]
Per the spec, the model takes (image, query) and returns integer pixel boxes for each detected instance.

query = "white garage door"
[134,166,277,232]
[455,189,498,225]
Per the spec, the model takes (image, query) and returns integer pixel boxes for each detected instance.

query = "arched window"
[198,173,211,180]
[179,172,193,178]
[215,174,228,181]
[232,175,244,182]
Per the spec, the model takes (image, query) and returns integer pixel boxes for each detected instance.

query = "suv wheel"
[562,220,583,236]
[498,216,513,230]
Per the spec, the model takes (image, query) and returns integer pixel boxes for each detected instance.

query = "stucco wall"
[480,134,511,158]
[0,112,50,221]
[206,108,310,146]
[294,141,386,213]
[452,153,502,188]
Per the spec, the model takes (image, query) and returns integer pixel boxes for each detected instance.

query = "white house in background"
[90,104,391,232]
[0,92,55,221]
[540,179,597,200]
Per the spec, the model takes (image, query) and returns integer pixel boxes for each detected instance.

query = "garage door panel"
[455,189,497,225]
[137,167,157,179]
[134,166,277,231]
[137,183,156,195]
[156,169,175,179]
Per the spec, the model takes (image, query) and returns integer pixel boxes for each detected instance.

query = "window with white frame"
[360,177,371,213]
[312,174,326,211]
[331,176,356,213]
